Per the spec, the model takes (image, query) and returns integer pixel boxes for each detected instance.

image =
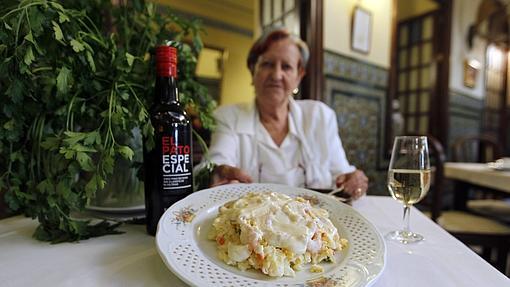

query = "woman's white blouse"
[204,97,356,189]
[255,113,306,187]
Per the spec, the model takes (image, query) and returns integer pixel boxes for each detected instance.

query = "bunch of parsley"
[0,0,216,243]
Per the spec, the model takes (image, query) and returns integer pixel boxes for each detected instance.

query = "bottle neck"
[155,76,179,104]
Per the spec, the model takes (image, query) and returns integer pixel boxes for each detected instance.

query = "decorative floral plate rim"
[156,183,386,287]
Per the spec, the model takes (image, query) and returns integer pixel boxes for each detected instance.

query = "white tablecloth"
[444,162,510,193]
[1,196,508,287]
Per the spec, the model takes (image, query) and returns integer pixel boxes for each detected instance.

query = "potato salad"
[208,192,348,277]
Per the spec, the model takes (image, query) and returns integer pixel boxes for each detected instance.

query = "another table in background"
[444,162,510,210]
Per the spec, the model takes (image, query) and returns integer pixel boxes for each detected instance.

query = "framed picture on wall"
[463,59,479,88]
[351,6,372,54]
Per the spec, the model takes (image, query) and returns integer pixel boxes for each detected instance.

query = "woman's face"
[253,38,305,106]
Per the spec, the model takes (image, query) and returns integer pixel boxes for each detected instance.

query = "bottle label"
[155,127,192,195]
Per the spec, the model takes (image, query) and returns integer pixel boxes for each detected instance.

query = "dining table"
[444,162,510,209]
[444,162,510,193]
[1,195,509,287]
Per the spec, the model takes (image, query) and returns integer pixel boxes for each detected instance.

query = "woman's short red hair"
[247,27,309,75]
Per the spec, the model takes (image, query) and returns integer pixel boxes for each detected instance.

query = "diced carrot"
[216,235,225,245]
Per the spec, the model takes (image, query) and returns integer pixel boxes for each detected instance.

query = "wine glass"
[386,136,431,244]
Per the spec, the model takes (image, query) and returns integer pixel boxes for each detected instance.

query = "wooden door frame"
[500,60,508,149]
[432,0,452,149]
[385,0,399,155]
[300,0,323,101]
[484,43,509,148]
[386,0,453,153]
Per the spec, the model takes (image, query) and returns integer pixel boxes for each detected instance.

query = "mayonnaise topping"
[210,191,348,277]
[217,192,339,255]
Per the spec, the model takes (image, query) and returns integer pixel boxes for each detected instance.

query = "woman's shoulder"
[214,102,254,121]
[295,99,335,118]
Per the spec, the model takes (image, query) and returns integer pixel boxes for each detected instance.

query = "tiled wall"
[448,90,483,157]
[323,50,389,195]
[323,51,498,195]
[449,93,510,156]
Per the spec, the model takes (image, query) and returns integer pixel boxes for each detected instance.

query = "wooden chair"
[452,134,503,163]
[416,134,510,273]
[451,134,510,223]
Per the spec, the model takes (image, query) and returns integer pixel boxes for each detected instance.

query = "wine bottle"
[143,44,193,236]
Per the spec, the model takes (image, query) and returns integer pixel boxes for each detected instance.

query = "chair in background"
[416,134,510,274]
[452,134,503,163]
[451,134,510,223]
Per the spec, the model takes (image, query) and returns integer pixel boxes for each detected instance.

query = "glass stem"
[402,205,411,234]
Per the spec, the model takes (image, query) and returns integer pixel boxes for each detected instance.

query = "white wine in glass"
[388,169,431,205]
[386,136,431,244]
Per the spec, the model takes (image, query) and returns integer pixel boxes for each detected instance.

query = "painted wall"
[449,0,486,99]
[196,48,224,79]
[156,0,255,105]
[201,28,254,105]
[156,0,253,32]
[323,0,392,195]
[397,0,438,21]
[324,0,393,68]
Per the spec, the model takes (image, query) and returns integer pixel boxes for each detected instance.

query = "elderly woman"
[205,27,368,199]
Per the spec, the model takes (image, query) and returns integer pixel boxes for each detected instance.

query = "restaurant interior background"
[2,0,505,208]
[154,0,510,196]
[150,1,510,273]
[1,0,509,277]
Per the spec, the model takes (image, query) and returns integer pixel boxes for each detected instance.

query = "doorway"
[387,0,452,150]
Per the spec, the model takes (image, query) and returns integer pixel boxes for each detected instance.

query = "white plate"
[156,183,386,287]
[487,162,510,171]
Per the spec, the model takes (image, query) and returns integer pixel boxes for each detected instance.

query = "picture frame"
[463,59,479,88]
[351,6,372,54]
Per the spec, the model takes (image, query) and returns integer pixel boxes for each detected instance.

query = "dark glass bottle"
[143,45,193,236]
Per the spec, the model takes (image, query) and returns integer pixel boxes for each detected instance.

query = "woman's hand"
[335,170,368,200]
[210,164,253,187]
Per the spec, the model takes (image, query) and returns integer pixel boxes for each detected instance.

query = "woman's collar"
[235,96,299,136]
[234,101,257,135]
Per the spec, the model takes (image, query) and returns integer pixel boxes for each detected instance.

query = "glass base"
[385,230,424,244]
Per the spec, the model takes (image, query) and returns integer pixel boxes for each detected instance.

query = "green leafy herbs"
[0,0,216,243]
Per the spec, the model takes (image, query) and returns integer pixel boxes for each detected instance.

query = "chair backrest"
[452,134,503,163]
[426,135,447,222]
[402,134,446,222]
